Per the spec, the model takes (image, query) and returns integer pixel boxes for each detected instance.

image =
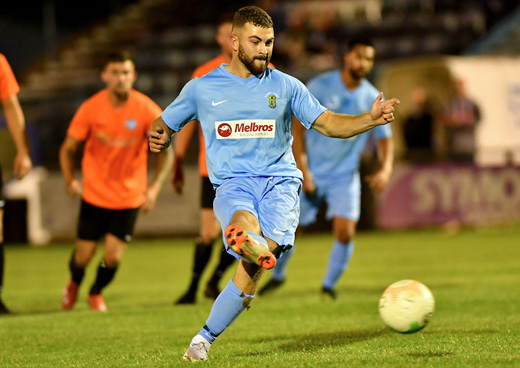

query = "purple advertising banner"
[376,163,520,229]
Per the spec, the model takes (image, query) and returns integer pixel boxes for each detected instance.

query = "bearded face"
[238,42,270,75]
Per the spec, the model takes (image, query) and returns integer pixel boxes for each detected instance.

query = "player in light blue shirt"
[259,39,394,299]
[149,7,399,362]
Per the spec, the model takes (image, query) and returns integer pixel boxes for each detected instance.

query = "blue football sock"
[322,240,355,290]
[197,279,255,344]
[271,244,295,281]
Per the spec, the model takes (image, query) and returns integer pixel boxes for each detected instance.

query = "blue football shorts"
[213,176,302,260]
[299,170,361,226]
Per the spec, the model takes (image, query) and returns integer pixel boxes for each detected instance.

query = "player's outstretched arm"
[149,116,175,153]
[312,92,399,138]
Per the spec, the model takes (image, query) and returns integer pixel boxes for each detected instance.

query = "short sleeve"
[289,77,327,130]
[67,102,91,141]
[162,78,199,132]
[0,54,20,100]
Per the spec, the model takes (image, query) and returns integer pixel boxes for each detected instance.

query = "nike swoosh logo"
[273,229,285,235]
[212,99,229,106]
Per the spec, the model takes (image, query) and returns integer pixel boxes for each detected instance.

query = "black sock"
[89,260,118,295]
[0,241,4,293]
[69,249,85,285]
[207,246,235,288]
[187,239,213,292]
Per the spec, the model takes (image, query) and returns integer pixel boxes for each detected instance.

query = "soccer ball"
[378,280,434,333]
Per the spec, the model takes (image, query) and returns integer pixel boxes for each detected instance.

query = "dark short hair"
[103,50,134,69]
[233,6,273,31]
[347,38,374,51]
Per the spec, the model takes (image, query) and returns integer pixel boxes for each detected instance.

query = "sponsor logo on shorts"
[215,120,276,139]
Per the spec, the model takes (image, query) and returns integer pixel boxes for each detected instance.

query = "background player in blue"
[259,39,394,299]
[149,6,399,362]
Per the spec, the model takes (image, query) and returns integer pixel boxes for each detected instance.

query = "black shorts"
[201,176,216,209]
[77,200,139,242]
[0,165,4,210]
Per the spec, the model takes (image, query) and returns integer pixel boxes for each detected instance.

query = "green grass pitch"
[1,225,519,367]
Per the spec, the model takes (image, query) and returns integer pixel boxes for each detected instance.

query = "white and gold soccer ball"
[378,280,435,333]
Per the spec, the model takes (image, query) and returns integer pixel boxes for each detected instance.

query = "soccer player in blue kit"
[259,39,394,299]
[149,6,399,362]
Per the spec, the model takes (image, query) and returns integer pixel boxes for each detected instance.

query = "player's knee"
[103,253,122,267]
[335,228,355,244]
[75,251,94,266]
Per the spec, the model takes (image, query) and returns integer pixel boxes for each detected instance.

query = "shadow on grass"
[241,328,388,357]
[277,329,388,352]
[258,282,461,300]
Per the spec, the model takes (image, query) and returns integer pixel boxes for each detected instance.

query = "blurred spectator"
[403,86,435,162]
[440,78,480,162]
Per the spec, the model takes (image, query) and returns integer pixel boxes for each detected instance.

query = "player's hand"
[149,127,170,153]
[66,179,82,197]
[302,169,317,195]
[14,152,32,180]
[370,92,400,126]
[142,183,160,213]
[364,168,391,194]
[172,157,185,194]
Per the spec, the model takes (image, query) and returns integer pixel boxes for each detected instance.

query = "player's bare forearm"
[313,110,376,138]
[377,137,394,175]
[149,116,175,153]
[3,95,29,155]
[291,116,307,170]
[313,93,400,138]
[291,116,316,194]
[150,145,174,191]
[142,145,173,213]
[59,136,78,185]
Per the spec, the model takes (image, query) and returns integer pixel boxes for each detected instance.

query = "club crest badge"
[268,95,277,109]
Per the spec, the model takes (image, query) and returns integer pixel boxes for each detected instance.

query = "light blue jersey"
[305,70,391,179]
[162,65,327,186]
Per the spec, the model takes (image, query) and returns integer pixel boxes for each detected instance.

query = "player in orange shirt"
[173,14,237,304]
[0,53,33,314]
[59,50,173,312]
